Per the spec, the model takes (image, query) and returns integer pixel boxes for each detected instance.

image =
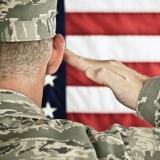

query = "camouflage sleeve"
[137,77,160,127]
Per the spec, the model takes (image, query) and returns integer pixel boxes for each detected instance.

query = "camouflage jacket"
[1,77,160,160]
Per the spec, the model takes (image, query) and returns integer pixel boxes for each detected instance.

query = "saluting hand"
[63,49,148,111]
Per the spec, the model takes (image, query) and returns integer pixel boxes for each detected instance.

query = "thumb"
[86,67,125,88]
[85,68,109,86]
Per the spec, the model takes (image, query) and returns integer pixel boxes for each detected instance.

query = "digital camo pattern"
[0,88,160,160]
[137,77,160,127]
[0,0,57,42]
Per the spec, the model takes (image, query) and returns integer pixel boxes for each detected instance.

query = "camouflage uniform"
[1,79,160,159]
[1,0,160,160]
[0,0,57,42]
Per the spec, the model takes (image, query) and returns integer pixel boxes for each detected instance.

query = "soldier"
[0,0,160,159]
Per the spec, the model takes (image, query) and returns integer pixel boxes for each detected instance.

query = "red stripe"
[67,113,152,131]
[65,13,160,35]
[67,63,160,86]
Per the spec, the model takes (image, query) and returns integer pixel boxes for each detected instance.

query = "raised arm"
[63,49,160,127]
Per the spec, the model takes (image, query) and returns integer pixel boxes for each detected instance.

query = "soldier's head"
[0,0,65,80]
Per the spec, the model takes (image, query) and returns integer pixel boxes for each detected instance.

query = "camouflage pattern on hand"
[1,89,160,159]
[0,0,57,42]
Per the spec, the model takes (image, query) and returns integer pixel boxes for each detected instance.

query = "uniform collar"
[0,89,46,119]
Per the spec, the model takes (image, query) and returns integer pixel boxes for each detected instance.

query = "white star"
[42,102,57,118]
[44,75,57,87]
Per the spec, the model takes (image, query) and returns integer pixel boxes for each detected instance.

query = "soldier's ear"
[46,34,65,74]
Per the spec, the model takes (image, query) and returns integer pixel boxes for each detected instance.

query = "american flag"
[41,0,160,131]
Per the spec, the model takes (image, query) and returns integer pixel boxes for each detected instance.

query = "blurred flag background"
[42,0,160,131]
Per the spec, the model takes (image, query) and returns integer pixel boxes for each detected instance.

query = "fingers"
[64,49,106,71]
[86,67,125,88]
[64,49,129,77]
[64,48,148,81]
[106,61,148,80]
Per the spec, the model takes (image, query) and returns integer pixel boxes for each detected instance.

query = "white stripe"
[67,87,134,113]
[66,35,160,62]
[65,0,160,13]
